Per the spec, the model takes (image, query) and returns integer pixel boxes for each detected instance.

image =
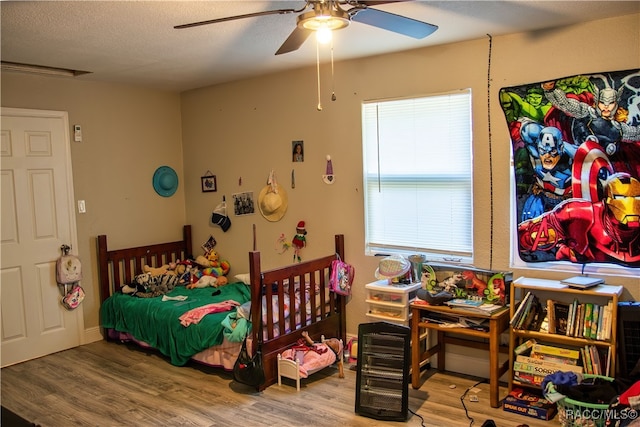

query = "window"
[362,90,473,262]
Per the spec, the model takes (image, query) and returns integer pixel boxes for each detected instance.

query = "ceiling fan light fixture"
[316,25,333,43]
[297,8,349,32]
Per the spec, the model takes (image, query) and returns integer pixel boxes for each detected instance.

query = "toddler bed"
[98,225,347,390]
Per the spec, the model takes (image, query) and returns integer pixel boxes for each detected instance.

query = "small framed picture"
[232,191,255,216]
[292,140,304,162]
[201,175,217,192]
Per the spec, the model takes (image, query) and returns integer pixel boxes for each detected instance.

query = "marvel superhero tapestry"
[500,69,640,268]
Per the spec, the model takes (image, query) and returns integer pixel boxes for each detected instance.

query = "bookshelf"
[508,277,623,391]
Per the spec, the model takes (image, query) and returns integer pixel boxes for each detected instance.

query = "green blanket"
[101,282,251,365]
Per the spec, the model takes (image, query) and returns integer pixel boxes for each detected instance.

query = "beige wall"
[2,13,639,344]
[181,13,640,339]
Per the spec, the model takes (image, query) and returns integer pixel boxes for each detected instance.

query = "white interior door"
[1,107,83,367]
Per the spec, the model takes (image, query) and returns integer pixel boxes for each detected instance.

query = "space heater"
[355,321,410,421]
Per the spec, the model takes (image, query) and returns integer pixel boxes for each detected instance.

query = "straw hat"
[258,183,288,222]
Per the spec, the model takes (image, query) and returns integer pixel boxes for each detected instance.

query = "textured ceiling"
[1,1,639,92]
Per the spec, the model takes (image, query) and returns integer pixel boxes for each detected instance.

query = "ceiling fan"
[174,0,438,55]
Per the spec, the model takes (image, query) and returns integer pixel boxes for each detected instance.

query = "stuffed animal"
[301,331,344,378]
[192,250,230,282]
[169,261,192,285]
[291,221,307,262]
[194,255,212,268]
[185,275,228,289]
[143,264,170,276]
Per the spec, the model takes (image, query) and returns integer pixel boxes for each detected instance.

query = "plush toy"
[143,264,170,276]
[186,275,228,289]
[121,282,145,295]
[291,220,307,262]
[194,255,212,268]
[193,250,230,281]
[301,331,344,378]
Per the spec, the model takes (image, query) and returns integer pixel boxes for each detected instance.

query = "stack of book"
[444,298,506,314]
[513,343,582,386]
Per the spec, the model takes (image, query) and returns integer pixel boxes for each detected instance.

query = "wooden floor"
[1,340,560,427]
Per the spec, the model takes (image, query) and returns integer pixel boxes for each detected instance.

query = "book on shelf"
[510,292,532,327]
[574,304,584,338]
[514,338,537,355]
[547,300,570,335]
[514,294,544,330]
[580,347,592,374]
[561,275,604,289]
[583,303,594,338]
[590,304,600,339]
[580,345,609,375]
[566,299,577,337]
[597,301,613,341]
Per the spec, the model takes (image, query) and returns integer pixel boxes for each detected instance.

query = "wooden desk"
[410,303,510,408]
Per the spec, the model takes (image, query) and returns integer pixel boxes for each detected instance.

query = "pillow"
[234,273,251,285]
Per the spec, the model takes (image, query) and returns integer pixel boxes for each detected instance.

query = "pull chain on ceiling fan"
[175,1,438,109]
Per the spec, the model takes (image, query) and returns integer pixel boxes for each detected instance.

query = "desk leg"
[488,318,499,408]
[437,330,445,371]
[411,307,421,389]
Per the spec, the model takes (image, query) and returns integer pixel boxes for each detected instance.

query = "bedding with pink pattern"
[280,343,337,378]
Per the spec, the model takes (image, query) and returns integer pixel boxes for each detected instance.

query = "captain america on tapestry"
[500,69,640,268]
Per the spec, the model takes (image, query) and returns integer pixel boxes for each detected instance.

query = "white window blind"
[362,90,473,261]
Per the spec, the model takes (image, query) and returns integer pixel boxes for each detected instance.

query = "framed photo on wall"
[201,175,217,192]
[232,191,255,216]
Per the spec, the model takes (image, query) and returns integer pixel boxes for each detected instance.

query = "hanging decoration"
[258,170,288,221]
[322,155,335,184]
[211,196,231,232]
[275,233,292,255]
[291,221,307,262]
[201,170,217,193]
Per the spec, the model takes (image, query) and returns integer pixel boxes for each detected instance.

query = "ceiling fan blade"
[350,7,438,39]
[275,27,313,55]
[174,9,298,29]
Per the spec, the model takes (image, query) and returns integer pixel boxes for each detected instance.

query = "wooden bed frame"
[97,225,346,391]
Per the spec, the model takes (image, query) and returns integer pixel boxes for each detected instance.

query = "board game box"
[502,388,557,420]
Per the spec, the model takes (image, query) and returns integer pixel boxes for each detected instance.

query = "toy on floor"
[301,331,344,378]
[277,331,344,391]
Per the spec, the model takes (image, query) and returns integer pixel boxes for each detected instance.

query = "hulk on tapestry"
[500,69,640,268]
